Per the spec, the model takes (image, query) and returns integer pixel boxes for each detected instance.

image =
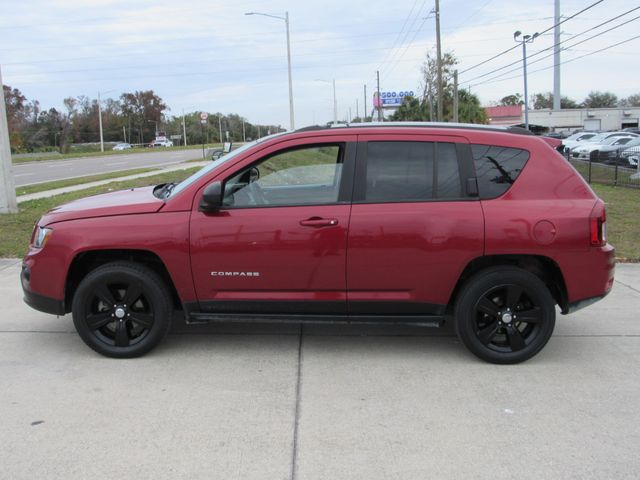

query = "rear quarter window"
[471,144,529,199]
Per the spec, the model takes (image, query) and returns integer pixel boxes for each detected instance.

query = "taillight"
[590,202,607,247]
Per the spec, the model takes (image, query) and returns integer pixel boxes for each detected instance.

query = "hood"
[39,186,165,226]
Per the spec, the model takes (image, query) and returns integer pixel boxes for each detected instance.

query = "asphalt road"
[1,260,639,479]
[12,148,206,186]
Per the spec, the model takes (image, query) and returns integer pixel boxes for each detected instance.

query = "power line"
[380,0,430,78]
[461,10,640,86]
[458,0,603,75]
[467,33,640,89]
[376,0,421,73]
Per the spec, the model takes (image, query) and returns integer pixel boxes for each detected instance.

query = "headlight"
[32,226,53,248]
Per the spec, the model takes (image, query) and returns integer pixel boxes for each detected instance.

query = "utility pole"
[332,79,338,125]
[285,11,295,130]
[553,0,561,110]
[123,125,126,143]
[0,65,18,214]
[363,84,367,121]
[453,70,459,123]
[218,115,223,145]
[376,70,382,122]
[98,92,104,152]
[356,98,359,120]
[182,109,188,146]
[435,0,443,122]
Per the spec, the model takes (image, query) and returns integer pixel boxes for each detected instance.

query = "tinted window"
[436,143,462,198]
[223,144,343,207]
[366,142,433,201]
[471,144,530,199]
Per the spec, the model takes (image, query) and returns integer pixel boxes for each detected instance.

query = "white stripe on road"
[14,173,35,177]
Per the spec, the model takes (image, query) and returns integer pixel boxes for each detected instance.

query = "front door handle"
[299,217,339,228]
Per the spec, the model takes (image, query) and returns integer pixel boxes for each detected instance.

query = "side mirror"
[199,181,223,212]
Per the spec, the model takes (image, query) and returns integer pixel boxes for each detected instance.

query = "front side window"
[471,144,530,199]
[223,144,343,207]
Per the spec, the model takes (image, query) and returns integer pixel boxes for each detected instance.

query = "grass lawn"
[0,167,201,258]
[12,144,221,164]
[592,184,640,262]
[15,167,158,196]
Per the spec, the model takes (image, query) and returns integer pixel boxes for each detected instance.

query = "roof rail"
[294,121,534,135]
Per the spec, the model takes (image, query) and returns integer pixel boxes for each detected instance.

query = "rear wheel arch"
[449,254,568,313]
[65,249,181,313]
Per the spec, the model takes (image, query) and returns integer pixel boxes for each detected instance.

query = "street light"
[514,30,539,131]
[97,89,116,152]
[315,79,338,126]
[245,11,295,130]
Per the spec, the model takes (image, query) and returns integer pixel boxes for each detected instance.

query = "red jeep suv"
[21,123,615,363]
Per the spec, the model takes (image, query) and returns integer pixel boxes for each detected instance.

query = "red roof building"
[484,105,523,125]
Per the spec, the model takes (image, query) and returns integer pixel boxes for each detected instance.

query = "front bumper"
[21,263,65,316]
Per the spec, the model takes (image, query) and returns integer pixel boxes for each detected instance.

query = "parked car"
[594,137,640,167]
[21,123,614,364]
[562,131,638,154]
[112,143,132,151]
[560,131,600,153]
[571,135,637,160]
[148,139,173,148]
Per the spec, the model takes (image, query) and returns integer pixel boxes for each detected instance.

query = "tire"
[72,261,172,358]
[454,267,556,364]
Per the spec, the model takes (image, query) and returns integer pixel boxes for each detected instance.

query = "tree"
[120,90,168,144]
[390,96,430,121]
[581,91,618,109]
[458,90,487,124]
[619,94,640,107]
[499,94,523,106]
[531,92,578,109]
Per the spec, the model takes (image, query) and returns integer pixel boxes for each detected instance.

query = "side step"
[186,312,446,328]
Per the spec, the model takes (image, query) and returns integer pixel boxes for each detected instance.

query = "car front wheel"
[72,262,172,358]
[454,267,556,364]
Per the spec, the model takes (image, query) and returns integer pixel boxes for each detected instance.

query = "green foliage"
[499,94,523,106]
[389,51,486,124]
[619,94,640,107]
[531,92,578,109]
[581,91,618,109]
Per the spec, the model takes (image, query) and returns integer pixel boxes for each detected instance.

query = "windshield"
[601,136,627,145]
[167,141,257,198]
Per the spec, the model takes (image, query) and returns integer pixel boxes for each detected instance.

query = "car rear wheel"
[72,262,172,358]
[454,267,556,364]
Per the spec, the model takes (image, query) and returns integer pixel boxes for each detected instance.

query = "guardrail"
[563,145,640,189]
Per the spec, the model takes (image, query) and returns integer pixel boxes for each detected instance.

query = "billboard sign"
[375,91,415,108]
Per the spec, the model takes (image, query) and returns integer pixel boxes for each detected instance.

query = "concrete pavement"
[16,161,209,203]
[12,148,206,186]
[1,259,639,479]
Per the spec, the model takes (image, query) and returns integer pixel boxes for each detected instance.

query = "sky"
[0,0,638,129]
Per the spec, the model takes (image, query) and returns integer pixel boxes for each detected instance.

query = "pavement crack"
[614,279,640,295]
[290,325,304,480]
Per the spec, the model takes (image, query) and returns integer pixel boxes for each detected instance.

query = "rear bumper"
[21,263,65,316]
[565,291,610,314]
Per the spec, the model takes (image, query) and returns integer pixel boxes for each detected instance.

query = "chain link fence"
[563,145,640,189]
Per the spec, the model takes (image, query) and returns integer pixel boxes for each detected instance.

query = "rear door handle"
[299,217,339,228]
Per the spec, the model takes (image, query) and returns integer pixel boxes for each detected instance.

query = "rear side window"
[471,144,529,199]
[364,141,463,202]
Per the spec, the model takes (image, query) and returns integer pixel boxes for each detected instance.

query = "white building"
[527,107,640,132]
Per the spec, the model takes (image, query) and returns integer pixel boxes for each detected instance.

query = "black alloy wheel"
[455,267,556,364]
[72,262,172,358]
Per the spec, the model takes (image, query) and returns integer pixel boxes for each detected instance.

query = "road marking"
[47,162,74,167]
[14,173,35,177]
